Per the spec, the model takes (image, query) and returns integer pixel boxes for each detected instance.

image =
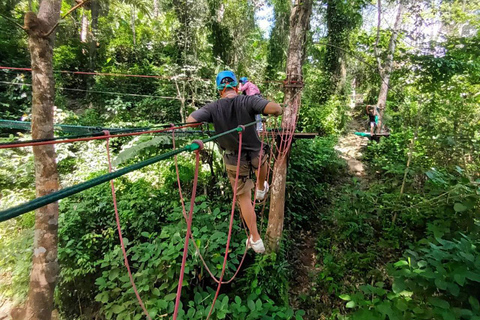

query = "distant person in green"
[366,105,378,136]
[187,71,282,254]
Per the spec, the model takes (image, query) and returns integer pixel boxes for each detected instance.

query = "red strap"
[206,130,244,320]
[171,131,249,286]
[172,149,201,320]
[104,131,152,320]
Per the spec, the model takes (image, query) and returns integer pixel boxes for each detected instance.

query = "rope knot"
[192,140,204,151]
[237,125,245,133]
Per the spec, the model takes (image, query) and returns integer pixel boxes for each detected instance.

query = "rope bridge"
[0,118,293,319]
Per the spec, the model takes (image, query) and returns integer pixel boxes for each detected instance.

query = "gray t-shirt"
[190,95,269,155]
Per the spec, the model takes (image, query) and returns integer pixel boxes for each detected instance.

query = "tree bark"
[376,1,404,133]
[153,0,159,18]
[326,0,347,91]
[266,0,312,253]
[23,1,61,320]
[80,10,88,43]
[131,6,136,46]
[89,0,99,70]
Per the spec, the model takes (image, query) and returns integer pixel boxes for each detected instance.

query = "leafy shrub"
[342,233,480,320]
[286,136,346,228]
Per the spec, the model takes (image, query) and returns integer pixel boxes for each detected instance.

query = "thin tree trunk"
[376,2,404,133]
[153,0,159,18]
[174,79,186,123]
[131,6,136,46]
[326,0,347,92]
[80,10,88,43]
[266,0,312,253]
[23,1,62,319]
[89,0,99,70]
[394,117,419,225]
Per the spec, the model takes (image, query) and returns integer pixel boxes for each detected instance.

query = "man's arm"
[263,102,282,116]
[187,104,212,125]
[186,115,198,123]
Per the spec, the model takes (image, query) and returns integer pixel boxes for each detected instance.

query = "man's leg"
[256,160,268,191]
[237,191,261,241]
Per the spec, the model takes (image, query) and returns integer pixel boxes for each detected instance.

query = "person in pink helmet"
[239,77,263,131]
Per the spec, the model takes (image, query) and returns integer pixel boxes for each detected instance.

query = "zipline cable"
[0,124,198,149]
[0,121,204,147]
[0,65,286,84]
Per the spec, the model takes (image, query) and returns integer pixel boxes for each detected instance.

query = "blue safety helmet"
[239,77,248,84]
[216,70,238,90]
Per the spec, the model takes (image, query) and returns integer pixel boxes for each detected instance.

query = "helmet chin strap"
[221,83,238,97]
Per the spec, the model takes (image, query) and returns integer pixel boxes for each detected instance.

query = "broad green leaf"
[247,299,255,311]
[111,304,125,314]
[164,293,176,301]
[394,260,409,268]
[469,296,480,311]
[453,203,467,212]
[428,297,450,309]
[339,294,351,301]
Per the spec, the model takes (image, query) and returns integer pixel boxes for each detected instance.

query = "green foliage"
[287,136,346,227]
[343,233,480,320]
[0,215,34,303]
[266,0,291,80]
[56,168,301,318]
[0,75,32,120]
[241,252,291,306]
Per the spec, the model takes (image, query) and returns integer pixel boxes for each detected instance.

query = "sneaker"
[255,181,269,201]
[246,235,265,254]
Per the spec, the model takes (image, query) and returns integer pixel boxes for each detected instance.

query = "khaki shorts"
[224,151,268,196]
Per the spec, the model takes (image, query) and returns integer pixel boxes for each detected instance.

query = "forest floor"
[334,106,369,178]
[289,103,370,319]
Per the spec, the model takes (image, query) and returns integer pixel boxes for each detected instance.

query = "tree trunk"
[89,0,99,70]
[131,6,136,46]
[80,10,88,43]
[376,2,404,133]
[23,1,62,319]
[266,0,312,253]
[326,0,347,91]
[153,0,159,18]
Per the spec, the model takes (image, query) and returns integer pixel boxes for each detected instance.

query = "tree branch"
[374,0,383,75]
[44,0,89,37]
[0,13,26,32]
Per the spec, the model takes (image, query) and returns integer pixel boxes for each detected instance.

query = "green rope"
[0,121,258,223]
[0,120,116,134]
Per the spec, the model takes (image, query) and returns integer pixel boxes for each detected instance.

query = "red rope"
[172,148,202,320]
[0,65,285,84]
[206,129,244,320]
[171,130,250,286]
[104,131,152,320]
[0,124,199,149]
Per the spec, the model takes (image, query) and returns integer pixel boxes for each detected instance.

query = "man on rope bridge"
[187,70,282,254]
